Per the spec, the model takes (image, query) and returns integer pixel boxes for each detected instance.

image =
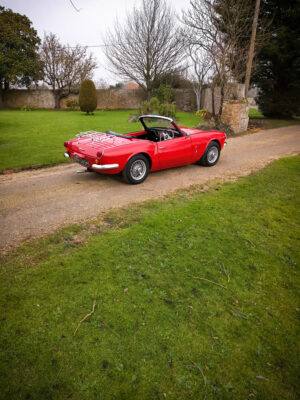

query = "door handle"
[159,146,165,149]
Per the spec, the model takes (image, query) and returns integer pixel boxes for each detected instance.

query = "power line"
[69,0,81,12]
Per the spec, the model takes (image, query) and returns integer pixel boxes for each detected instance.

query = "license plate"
[74,155,89,168]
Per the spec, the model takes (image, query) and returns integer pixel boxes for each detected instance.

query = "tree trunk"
[146,87,152,101]
[194,87,201,111]
[244,0,261,97]
[53,91,61,109]
[211,85,216,118]
[218,84,225,118]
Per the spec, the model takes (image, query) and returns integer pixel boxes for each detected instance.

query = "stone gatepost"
[221,100,249,133]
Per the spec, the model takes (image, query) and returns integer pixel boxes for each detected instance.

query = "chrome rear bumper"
[64,152,118,170]
[91,163,119,170]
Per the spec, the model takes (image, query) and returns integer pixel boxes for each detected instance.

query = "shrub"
[195,109,212,121]
[158,102,176,118]
[79,79,97,114]
[149,97,160,113]
[154,84,174,103]
[20,105,32,111]
[128,114,139,122]
[138,100,152,116]
[196,119,235,137]
[65,99,78,111]
[136,96,176,120]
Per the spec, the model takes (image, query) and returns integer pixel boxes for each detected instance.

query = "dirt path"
[0,125,299,252]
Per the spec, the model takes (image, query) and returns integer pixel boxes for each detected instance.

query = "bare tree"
[187,45,212,110]
[95,78,109,90]
[104,0,184,98]
[182,0,259,118]
[40,33,96,108]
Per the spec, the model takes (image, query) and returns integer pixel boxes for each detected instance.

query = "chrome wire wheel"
[207,146,219,164]
[130,159,147,181]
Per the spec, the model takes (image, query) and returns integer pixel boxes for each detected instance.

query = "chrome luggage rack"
[76,130,102,138]
[75,130,129,143]
[75,131,113,143]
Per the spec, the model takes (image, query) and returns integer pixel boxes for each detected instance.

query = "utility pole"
[244,0,261,97]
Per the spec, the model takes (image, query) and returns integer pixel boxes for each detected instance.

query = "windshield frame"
[139,115,184,135]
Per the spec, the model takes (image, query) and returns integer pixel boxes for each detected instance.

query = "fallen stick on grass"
[74,300,96,335]
[191,276,228,290]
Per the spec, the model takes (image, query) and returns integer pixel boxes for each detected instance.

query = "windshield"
[140,116,174,130]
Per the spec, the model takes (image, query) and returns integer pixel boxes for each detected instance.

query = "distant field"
[0,110,199,172]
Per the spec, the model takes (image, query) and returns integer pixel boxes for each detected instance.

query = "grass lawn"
[1,109,299,173]
[0,156,299,399]
[0,109,199,172]
[248,108,300,129]
[249,108,264,119]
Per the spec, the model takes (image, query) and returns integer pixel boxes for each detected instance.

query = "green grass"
[0,110,199,172]
[249,108,264,119]
[0,156,299,400]
[248,108,300,129]
[1,109,299,173]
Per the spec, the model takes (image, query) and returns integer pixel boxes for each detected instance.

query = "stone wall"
[2,89,55,109]
[2,88,145,110]
[60,88,146,109]
[2,88,194,111]
[201,83,245,114]
[221,100,249,133]
[1,83,249,115]
[174,89,197,112]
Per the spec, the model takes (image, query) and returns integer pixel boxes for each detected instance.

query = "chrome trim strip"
[91,163,119,170]
[64,152,70,158]
[139,114,173,123]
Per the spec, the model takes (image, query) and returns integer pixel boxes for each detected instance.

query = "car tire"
[199,141,221,167]
[122,154,150,184]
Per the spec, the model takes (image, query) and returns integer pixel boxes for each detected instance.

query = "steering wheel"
[158,129,175,141]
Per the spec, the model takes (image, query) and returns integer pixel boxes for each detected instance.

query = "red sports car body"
[64,115,226,184]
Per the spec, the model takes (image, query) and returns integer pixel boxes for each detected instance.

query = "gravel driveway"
[1,125,299,251]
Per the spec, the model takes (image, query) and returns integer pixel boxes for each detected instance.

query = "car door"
[157,135,194,169]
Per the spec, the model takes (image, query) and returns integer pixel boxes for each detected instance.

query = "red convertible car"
[64,115,226,184]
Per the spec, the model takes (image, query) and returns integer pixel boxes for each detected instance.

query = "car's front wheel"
[122,154,150,184]
[199,141,220,167]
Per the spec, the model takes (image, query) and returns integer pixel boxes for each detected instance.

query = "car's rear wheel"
[199,141,220,167]
[122,154,149,184]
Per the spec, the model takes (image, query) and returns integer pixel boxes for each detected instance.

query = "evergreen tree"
[0,6,41,91]
[79,80,97,114]
[253,0,300,117]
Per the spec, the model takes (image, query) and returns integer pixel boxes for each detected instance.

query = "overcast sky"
[2,0,191,84]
